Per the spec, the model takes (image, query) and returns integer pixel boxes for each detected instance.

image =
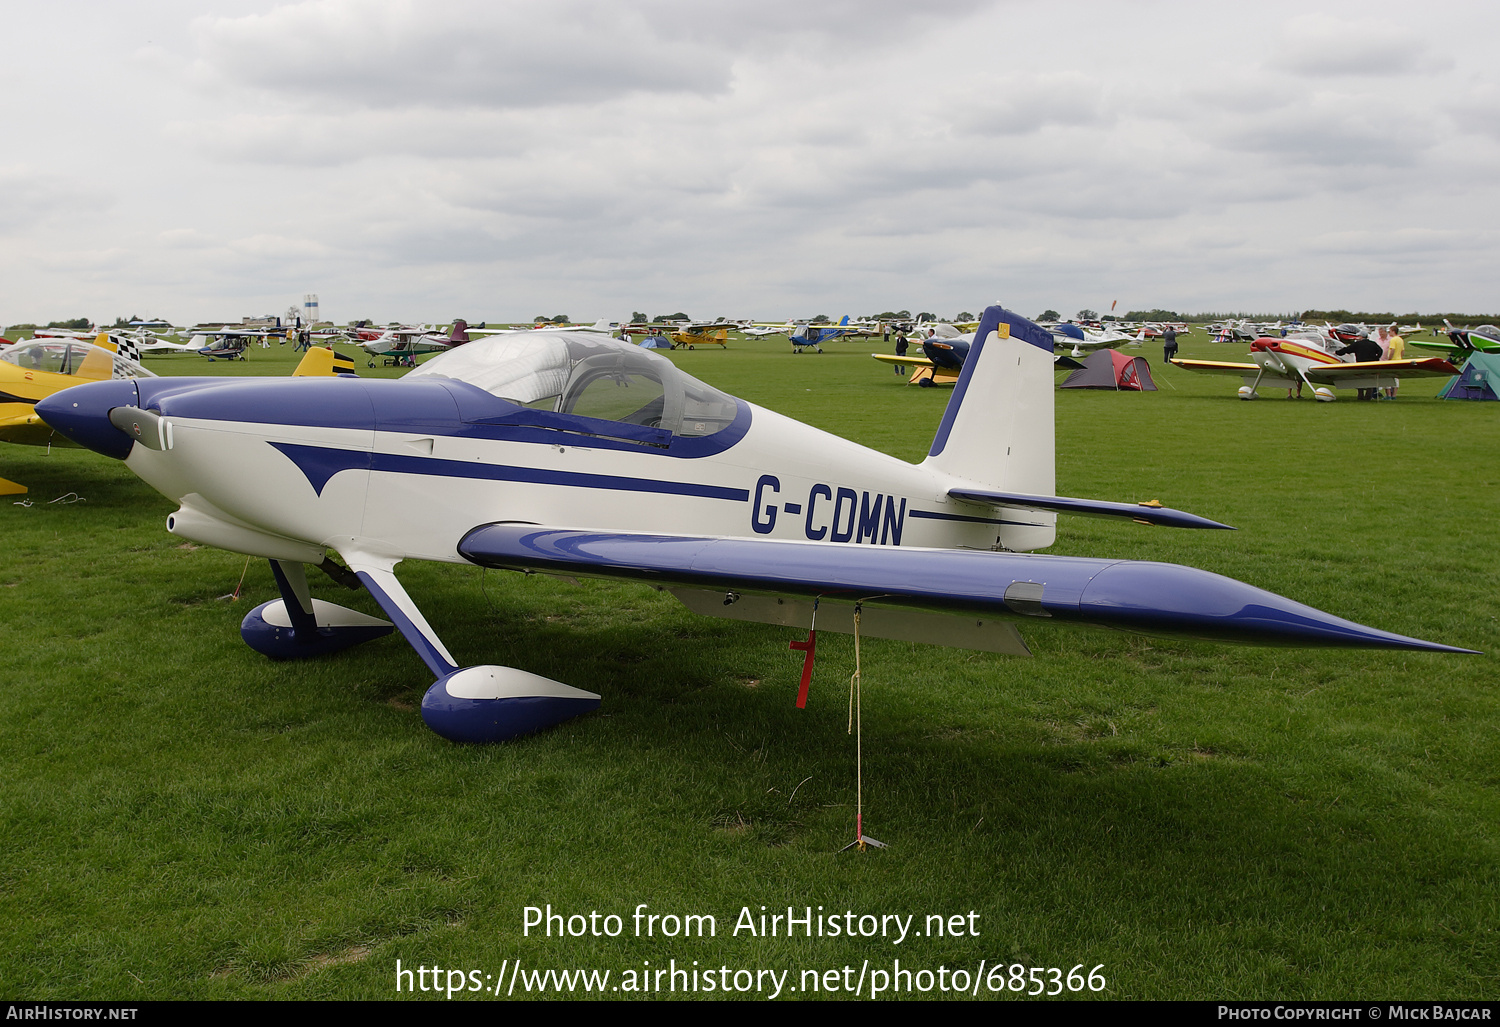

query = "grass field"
[2,329,1496,1000]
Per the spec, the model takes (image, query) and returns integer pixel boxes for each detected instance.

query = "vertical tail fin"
[293,346,357,376]
[922,305,1056,551]
[449,320,471,344]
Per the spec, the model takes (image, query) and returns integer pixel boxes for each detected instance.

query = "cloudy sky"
[3,0,1496,325]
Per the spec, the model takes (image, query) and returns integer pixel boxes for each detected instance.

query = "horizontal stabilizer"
[947,489,1234,529]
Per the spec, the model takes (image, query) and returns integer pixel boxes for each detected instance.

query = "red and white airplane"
[1172,333,1458,400]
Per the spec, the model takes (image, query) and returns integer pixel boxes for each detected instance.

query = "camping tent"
[1438,352,1500,401]
[1059,349,1157,391]
[637,335,673,349]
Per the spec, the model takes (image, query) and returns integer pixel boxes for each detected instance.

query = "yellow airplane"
[667,322,731,349]
[1,336,351,494]
[870,352,960,386]
[0,336,156,493]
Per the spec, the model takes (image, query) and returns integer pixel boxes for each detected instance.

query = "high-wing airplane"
[1171,334,1459,400]
[620,320,734,349]
[358,320,503,366]
[787,316,852,350]
[0,338,157,494]
[667,323,730,349]
[39,306,1472,745]
[184,325,297,361]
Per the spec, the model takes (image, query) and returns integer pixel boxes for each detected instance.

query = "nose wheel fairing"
[240,559,394,659]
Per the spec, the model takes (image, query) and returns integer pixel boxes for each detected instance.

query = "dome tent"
[1059,349,1157,391]
[1437,353,1500,401]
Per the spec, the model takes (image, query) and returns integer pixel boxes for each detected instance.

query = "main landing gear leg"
[351,559,599,743]
[241,559,394,659]
[1242,367,1265,400]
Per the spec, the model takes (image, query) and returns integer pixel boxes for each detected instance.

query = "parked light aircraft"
[1405,321,1500,362]
[1049,323,1146,358]
[39,306,1473,745]
[787,316,852,350]
[666,322,731,349]
[1,343,354,494]
[530,320,615,335]
[185,325,297,361]
[742,323,792,338]
[358,323,451,365]
[1171,334,1458,400]
[358,319,528,365]
[32,327,100,340]
[105,328,198,358]
[0,338,156,493]
[872,324,1084,385]
[877,325,973,385]
[617,321,729,349]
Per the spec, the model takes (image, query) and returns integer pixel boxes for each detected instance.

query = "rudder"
[921,304,1056,551]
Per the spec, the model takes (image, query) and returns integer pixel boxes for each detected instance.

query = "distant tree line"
[1298,309,1500,327]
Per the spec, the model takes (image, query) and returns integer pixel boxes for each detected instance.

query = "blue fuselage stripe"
[270,441,750,502]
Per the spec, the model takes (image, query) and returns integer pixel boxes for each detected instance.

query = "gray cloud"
[956,72,1110,136]
[2,0,1500,324]
[0,167,113,235]
[1273,13,1437,77]
[189,0,991,112]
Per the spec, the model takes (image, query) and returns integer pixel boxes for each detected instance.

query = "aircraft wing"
[0,408,57,446]
[871,353,933,368]
[1404,338,1464,359]
[1169,359,1259,375]
[456,524,1470,651]
[1306,358,1459,381]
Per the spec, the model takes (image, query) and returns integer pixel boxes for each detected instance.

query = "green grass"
[1,330,1496,1000]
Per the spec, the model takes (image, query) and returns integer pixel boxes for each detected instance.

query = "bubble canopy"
[0,340,155,380]
[407,333,739,438]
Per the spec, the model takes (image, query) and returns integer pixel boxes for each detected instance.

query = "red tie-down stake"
[789,599,819,708]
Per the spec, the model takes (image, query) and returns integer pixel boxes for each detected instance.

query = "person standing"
[1385,328,1405,398]
[1337,331,1383,400]
[893,330,909,375]
[1162,325,1178,363]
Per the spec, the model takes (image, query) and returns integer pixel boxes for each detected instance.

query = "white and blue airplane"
[788,315,853,351]
[37,306,1474,744]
